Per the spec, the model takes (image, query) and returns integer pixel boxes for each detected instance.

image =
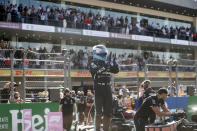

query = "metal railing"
[0,49,197,103]
[0,49,71,103]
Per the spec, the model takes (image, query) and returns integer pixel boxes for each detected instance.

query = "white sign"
[154,37,171,43]
[171,39,189,45]
[83,30,109,37]
[188,41,197,46]
[0,22,21,29]
[110,33,132,39]
[22,24,55,32]
[10,108,51,131]
[132,35,153,42]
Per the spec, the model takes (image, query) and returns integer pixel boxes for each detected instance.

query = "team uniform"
[60,96,75,131]
[85,95,94,122]
[76,94,86,124]
[134,96,165,131]
[138,87,155,107]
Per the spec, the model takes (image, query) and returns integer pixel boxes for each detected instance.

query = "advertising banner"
[0,103,59,131]
[154,37,171,43]
[171,39,189,45]
[109,33,132,39]
[0,70,196,78]
[23,109,32,131]
[83,30,109,37]
[55,27,82,35]
[189,41,197,46]
[0,22,22,29]
[132,35,153,42]
[47,112,63,131]
[22,24,55,33]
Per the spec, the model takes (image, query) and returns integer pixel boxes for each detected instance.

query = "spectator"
[0,3,194,41]
[8,92,24,103]
[0,40,195,71]
[60,90,64,100]
[1,82,18,103]
[63,19,67,28]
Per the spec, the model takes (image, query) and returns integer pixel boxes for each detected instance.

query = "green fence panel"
[186,96,197,121]
[0,102,59,131]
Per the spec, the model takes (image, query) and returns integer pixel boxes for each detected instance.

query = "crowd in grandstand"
[0,3,197,41]
[0,41,195,72]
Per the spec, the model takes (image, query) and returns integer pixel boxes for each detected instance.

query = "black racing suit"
[76,95,86,124]
[60,96,75,131]
[134,96,165,131]
[89,59,119,131]
[138,88,155,107]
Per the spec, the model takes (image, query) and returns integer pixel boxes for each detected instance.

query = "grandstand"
[0,0,197,131]
[0,0,197,101]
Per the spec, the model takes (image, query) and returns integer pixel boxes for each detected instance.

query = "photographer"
[76,91,86,124]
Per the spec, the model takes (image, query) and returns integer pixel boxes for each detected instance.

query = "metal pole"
[10,48,15,102]
[44,60,47,99]
[137,61,140,98]
[144,59,148,80]
[169,61,173,96]
[68,55,72,90]
[196,62,197,94]
[175,65,178,96]
[23,50,26,101]
[64,52,68,89]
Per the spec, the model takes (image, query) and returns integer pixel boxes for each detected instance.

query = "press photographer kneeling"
[134,88,185,131]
